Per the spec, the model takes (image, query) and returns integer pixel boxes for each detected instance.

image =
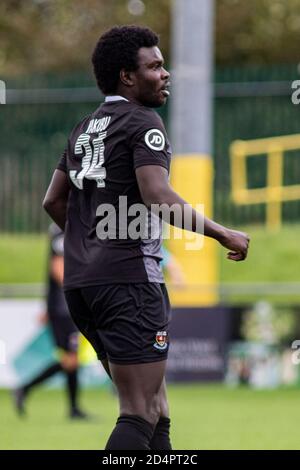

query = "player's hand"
[38,311,49,325]
[219,229,250,261]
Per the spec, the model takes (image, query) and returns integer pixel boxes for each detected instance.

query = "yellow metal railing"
[230,134,300,230]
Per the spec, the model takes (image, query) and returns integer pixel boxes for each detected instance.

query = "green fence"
[1,65,299,232]
[214,64,300,225]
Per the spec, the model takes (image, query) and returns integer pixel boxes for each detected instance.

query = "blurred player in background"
[43,25,249,449]
[13,223,87,420]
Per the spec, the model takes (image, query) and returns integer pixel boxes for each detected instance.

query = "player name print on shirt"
[86,116,111,134]
[69,116,111,189]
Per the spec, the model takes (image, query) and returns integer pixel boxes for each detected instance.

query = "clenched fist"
[219,229,250,261]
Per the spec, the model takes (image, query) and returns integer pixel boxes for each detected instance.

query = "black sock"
[105,414,154,450]
[66,369,79,411]
[24,362,62,393]
[149,416,172,450]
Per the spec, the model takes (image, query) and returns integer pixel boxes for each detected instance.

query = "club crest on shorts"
[154,331,168,351]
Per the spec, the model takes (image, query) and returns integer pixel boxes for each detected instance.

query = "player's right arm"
[136,164,249,261]
[129,108,249,261]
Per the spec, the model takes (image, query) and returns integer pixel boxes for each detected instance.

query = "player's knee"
[159,396,169,418]
[148,393,161,425]
[140,393,161,425]
[120,391,161,425]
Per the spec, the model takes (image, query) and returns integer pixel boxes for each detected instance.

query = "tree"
[0,0,170,76]
[2,0,300,76]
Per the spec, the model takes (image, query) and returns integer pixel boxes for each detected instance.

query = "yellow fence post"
[266,145,283,231]
[230,134,300,230]
[168,154,218,307]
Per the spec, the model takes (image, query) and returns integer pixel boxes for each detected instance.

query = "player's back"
[58,97,171,289]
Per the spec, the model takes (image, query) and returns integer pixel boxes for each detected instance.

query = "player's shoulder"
[127,104,166,134]
[131,103,162,121]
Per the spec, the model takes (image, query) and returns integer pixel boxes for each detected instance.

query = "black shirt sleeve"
[128,108,171,172]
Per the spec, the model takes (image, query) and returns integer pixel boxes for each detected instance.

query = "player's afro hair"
[92,25,159,95]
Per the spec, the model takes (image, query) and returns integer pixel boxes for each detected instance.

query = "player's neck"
[113,87,142,106]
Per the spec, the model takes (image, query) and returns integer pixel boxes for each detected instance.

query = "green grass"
[1,384,300,450]
[219,224,300,284]
[1,225,300,302]
[0,234,47,283]
[1,224,299,284]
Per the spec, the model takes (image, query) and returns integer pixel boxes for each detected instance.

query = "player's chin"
[154,94,168,107]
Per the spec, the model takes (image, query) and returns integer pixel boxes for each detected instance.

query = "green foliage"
[0,0,171,76]
[216,0,300,64]
[241,302,296,344]
[2,0,300,76]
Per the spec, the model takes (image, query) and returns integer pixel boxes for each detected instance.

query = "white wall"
[0,299,44,387]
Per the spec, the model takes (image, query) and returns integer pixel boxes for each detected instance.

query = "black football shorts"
[64,283,171,365]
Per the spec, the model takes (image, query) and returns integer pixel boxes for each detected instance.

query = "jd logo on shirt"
[145,129,165,151]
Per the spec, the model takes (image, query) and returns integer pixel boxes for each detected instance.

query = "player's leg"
[149,377,172,450]
[109,360,166,422]
[48,316,84,418]
[145,284,172,449]
[12,362,62,416]
[105,359,166,450]
[12,311,74,416]
[101,371,172,449]
[64,289,109,370]
[82,282,171,449]
[60,349,84,419]
[64,289,113,419]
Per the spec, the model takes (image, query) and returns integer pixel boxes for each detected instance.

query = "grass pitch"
[1,224,300,286]
[1,384,300,450]
[1,225,300,303]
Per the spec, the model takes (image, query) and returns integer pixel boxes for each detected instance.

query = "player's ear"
[120,69,135,87]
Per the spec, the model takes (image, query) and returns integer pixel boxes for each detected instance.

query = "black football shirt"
[57,97,171,289]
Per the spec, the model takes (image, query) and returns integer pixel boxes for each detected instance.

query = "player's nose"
[161,66,170,81]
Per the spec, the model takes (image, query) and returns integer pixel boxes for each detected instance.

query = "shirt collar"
[105,95,129,103]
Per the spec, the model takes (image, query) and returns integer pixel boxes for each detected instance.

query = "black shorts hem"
[107,354,168,365]
[96,351,108,361]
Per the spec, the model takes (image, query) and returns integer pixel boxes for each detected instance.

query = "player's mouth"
[161,82,171,97]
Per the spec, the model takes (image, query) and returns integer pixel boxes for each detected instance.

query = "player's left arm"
[43,169,69,231]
